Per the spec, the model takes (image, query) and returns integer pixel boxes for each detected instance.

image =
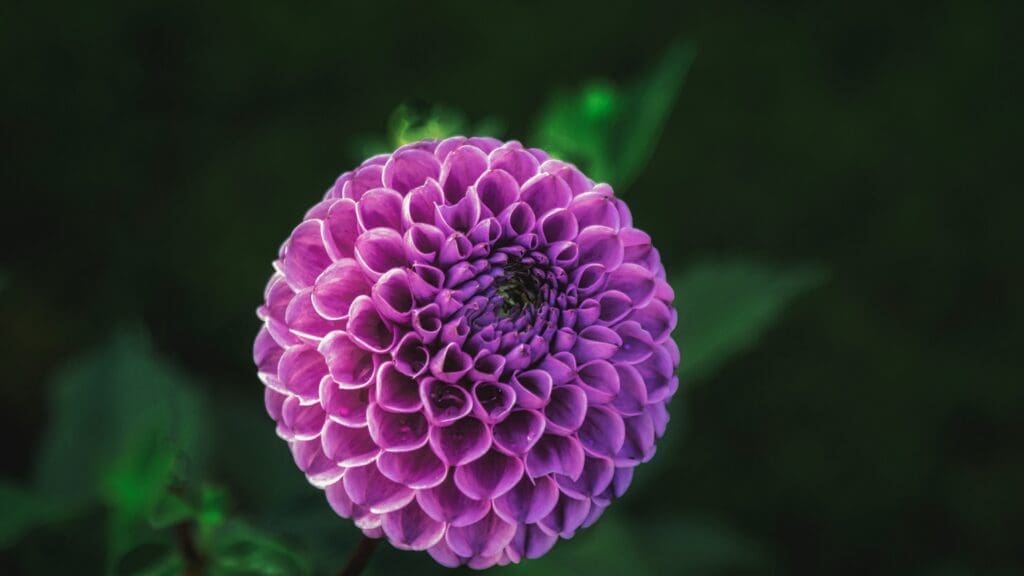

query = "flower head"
[254,137,678,569]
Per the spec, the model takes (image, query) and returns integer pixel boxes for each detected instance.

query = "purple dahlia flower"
[254,137,678,569]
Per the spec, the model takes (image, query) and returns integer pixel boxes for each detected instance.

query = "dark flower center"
[496,259,543,316]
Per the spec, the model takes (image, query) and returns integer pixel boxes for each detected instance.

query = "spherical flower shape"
[254,137,679,569]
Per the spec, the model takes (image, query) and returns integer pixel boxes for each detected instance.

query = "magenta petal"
[544,385,588,435]
[324,199,359,259]
[470,352,505,382]
[312,259,370,320]
[577,225,624,270]
[612,320,655,365]
[346,295,396,353]
[278,345,328,402]
[573,263,608,297]
[321,420,380,466]
[412,303,442,343]
[381,500,446,551]
[427,539,463,568]
[283,219,332,289]
[318,331,377,389]
[375,361,422,413]
[370,268,414,324]
[285,288,342,343]
[321,375,370,426]
[368,403,429,452]
[392,332,429,377]
[493,475,559,524]
[476,169,521,217]
[576,359,620,404]
[520,172,572,216]
[402,179,443,227]
[556,455,614,499]
[343,462,416,514]
[596,290,633,325]
[377,444,448,489]
[280,395,326,440]
[489,145,540,184]
[526,434,585,480]
[500,202,536,239]
[421,378,473,426]
[538,208,579,244]
[354,228,408,280]
[454,449,524,500]
[429,342,472,383]
[445,511,516,559]
[440,145,489,203]
[383,147,441,194]
[416,475,491,528]
[405,223,445,263]
[636,344,675,403]
[509,524,558,561]
[630,298,674,343]
[648,400,671,438]
[510,369,552,410]
[255,326,283,377]
[492,409,545,455]
[571,325,623,363]
[538,493,591,539]
[472,382,516,423]
[356,188,403,231]
[428,415,491,467]
[343,164,384,201]
[436,188,481,234]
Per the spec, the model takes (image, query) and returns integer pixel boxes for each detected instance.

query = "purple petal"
[541,159,595,195]
[283,220,332,289]
[409,263,445,303]
[648,400,671,438]
[510,369,552,410]
[620,227,653,263]
[404,223,445,263]
[321,375,371,426]
[346,295,396,353]
[312,259,370,320]
[569,191,621,229]
[264,387,285,421]
[411,302,441,343]
[476,169,520,216]
[383,147,441,194]
[427,539,463,568]
[445,512,516,559]
[402,179,443,227]
[509,524,558,561]
[470,352,505,382]
[538,208,579,244]
[381,500,446,551]
[472,382,516,423]
[391,334,427,379]
[615,413,656,466]
[489,145,540,185]
[354,228,408,280]
[493,475,559,524]
[492,409,546,455]
[611,364,648,416]
[520,172,572,216]
[374,361,422,413]
[342,164,384,201]
[454,449,524,500]
[421,377,473,425]
[343,462,416,514]
[556,455,614,499]
[280,395,326,440]
[571,325,623,363]
[635,343,675,403]
[416,475,491,528]
[285,288,342,344]
[440,145,489,203]
[538,493,591,538]
[321,420,380,466]
[318,331,377,389]
[367,403,430,452]
[578,405,626,458]
[595,290,633,325]
[499,202,536,239]
[429,342,472,383]
[324,199,359,259]
[428,415,491,466]
[377,444,448,489]
[577,225,624,270]
[576,359,620,404]
[526,434,585,480]
[612,321,655,365]
[370,268,414,324]
[606,263,656,308]
[630,298,675,343]
[255,327,283,379]
[544,385,588,435]
[436,188,481,234]
[356,188,403,231]
[278,345,328,402]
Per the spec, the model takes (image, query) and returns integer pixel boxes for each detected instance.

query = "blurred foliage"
[532,40,696,190]
[352,103,505,161]
[672,260,827,382]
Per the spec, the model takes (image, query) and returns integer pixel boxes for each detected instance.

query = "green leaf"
[531,40,696,190]
[388,103,467,147]
[207,520,311,576]
[672,260,826,380]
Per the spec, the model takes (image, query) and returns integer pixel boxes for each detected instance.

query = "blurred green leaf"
[641,516,769,575]
[351,103,504,161]
[532,40,696,190]
[207,520,311,576]
[672,260,826,380]
[0,482,48,547]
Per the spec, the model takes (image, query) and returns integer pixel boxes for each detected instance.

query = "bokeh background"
[2,1,1021,575]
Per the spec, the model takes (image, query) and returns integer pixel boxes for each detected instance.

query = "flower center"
[495,259,542,316]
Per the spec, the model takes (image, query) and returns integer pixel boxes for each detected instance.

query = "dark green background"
[2,1,1021,574]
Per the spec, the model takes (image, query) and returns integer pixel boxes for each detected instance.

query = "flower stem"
[339,535,381,576]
